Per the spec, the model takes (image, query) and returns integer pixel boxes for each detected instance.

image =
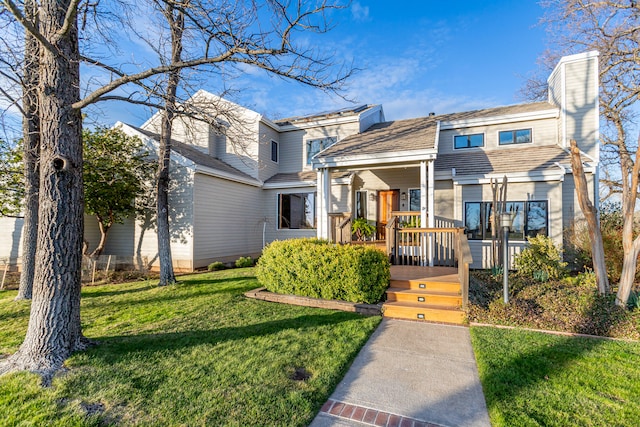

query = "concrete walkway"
[310,319,492,427]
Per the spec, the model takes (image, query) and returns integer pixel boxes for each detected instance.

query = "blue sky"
[3,1,550,133]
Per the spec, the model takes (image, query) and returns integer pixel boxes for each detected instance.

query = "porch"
[334,211,472,325]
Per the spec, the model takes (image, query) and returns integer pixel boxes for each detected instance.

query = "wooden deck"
[390,265,459,283]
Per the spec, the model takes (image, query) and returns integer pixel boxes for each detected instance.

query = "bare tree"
[537,0,639,306]
[15,0,39,300]
[570,138,609,294]
[0,0,351,380]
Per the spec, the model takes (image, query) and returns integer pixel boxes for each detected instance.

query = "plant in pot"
[351,217,376,241]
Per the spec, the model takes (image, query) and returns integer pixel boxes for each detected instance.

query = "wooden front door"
[377,190,399,239]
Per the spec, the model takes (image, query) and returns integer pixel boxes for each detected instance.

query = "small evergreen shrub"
[514,235,567,282]
[235,256,254,268]
[256,238,390,304]
[208,261,226,271]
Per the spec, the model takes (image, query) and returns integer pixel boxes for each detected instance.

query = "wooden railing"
[387,213,473,308]
[330,212,351,244]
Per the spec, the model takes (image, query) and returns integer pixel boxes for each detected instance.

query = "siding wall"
[564,59,599,159]
[257,122,281,182]
[278,121,362,173]
[0,217,23,266]
[458,180,564,269]
[134,165,195,271]
[192,173,264,267]
[437,117,559,155]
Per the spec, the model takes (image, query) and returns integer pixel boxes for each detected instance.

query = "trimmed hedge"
[256,238,390,304]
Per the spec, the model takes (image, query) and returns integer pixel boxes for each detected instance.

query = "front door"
[377,190,399,239]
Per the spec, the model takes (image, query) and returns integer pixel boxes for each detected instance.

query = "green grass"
[471,326,640,427]
[0,268,381,426]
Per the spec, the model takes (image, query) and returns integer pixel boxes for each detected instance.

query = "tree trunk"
[89,219,111,258]
[16,0,40,301]
[569,139,609,294]
[1,0,88,383]
[156,1,185,286]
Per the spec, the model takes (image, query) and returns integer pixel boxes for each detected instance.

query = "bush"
[351,218,375,241]
[235,256,254,268]
[514,235,567,282]
[208,261,226,271]
[256,238,390,304]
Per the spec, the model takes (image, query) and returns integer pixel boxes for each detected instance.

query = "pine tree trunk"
[1,0,88,383]
[156,2,184,286]
[16,0,40,301]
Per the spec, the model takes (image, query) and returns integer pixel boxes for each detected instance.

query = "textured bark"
[16,0,40,301]
[0,0,88,382]
[156,1,185,286]
[569,139,609,295]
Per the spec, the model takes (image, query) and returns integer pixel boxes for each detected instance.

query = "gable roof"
[274,105,372,126]
[124,125,257,183]
[315,101,558,162]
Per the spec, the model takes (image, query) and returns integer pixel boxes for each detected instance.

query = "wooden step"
[382,302,465,324]
[385,288,461,308]
[389,279,461,294]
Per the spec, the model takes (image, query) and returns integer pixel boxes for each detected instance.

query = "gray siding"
[438,117,559,155]
[278,121,363,173]
[193,173,263,267]
[564,59,599,159]
[257,122,280,182]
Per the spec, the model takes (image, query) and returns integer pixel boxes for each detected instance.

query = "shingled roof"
[128,125,255,182]
[434,145,570,176]
[316,101,557,160]
[264,171,352,185]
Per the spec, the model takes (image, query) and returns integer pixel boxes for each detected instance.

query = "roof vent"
[428,112,435,116]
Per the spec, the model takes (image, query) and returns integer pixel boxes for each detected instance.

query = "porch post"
[428,159,435,266]
[316,168,331,240]
[420,161,429,266]
[316,169,324,238]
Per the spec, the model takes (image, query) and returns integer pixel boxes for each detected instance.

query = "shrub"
[351,218,375,241]
[235,256,254,268]
[256,238,390,304]
[514,235,567,282]
[208,261,226,271]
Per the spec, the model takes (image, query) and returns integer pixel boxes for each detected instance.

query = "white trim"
[277,105,383,131]
[547,51,600,84]
[561,62,567,148]
[263,176,351,189]
[440,109,559,130]
[453,132,485,150]
[434,121,441,151]
[496,128,533,146]
[313,149,437,168]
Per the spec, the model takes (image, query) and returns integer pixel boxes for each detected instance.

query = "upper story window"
[454,133,484,149]
[499,128,532,145]
[271,140,278,162]
[306,136,337,164]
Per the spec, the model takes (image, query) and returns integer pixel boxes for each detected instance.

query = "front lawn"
[472,326,640,427]
[0,268,381,426]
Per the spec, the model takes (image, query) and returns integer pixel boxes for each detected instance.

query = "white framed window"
[278,192,316,229]
[271,140,278,163]
[408,188,421,211]
[464,200,548,241]
[454,133,484,149]
[306,136,337,164]
[355,191,367,219]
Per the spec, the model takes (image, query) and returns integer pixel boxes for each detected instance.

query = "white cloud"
[351,2,370,22]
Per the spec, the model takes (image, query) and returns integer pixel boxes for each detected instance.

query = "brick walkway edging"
[320,399,442,427]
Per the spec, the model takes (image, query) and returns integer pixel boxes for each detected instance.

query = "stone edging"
[244,287,382,316]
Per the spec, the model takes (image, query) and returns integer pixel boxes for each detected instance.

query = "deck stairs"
[383,266,465,325]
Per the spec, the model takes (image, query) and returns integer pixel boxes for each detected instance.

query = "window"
[306,136,337,164]
[499,129,532,145]
[355,191,367,219]
[464,200,548,240]
[409,188,421,211]
[271,140,278,162]
[454,133,484,149]
[278,193,316,229]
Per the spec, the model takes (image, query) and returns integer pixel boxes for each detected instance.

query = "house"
[0,51,599,272]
